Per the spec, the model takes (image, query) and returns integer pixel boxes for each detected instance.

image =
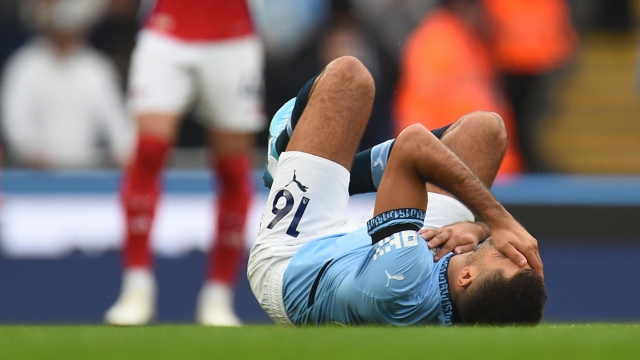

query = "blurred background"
[0,0,639,324]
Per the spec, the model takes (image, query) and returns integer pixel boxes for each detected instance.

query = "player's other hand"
[489,220,544,279]
[419,222,490,261]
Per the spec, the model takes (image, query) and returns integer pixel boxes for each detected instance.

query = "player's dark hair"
[456,269,547,325]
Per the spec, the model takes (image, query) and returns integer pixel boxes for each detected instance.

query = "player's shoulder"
[358,231,433,297]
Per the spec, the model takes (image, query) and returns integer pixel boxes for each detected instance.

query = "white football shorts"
[247,151,360,325]
[128,30,264,132]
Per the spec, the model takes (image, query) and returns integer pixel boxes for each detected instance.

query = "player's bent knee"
[326,56,367,77]
[325,56,375,95]
[485,111,506,132]
[466,111,507,147]
[466,111,505,130]
[136,113,180,143]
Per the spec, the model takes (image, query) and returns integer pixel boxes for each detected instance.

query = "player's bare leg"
[196,130,255,327]
[286,56,374,168]
[105,112,180,326]
[247,56,374,325]
[427,111,507,194]
[373,119,511,218]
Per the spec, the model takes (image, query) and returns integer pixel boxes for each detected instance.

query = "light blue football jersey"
[282,226,456,326]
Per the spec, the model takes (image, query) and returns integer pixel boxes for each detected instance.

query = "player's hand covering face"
[468,238,529,279]
[485,220,543,279]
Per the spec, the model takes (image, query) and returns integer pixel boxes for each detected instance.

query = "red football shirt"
[145,0,254,41]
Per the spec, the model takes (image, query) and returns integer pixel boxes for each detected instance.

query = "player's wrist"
[473,221,491,242]
[481,207,515,229]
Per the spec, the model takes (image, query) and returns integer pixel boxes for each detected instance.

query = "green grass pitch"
[1,324,639,359]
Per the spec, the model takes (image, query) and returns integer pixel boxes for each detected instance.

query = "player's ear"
[458,266,477,288]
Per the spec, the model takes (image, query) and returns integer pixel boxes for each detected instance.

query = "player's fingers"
[502,243,528,269]
[427,232,449,249]
[532,256,544,280]
[419,228,439,240]
[518,242,544,278]
[433,248,449,261]
[433,241,456,261]
[453,244,475,255]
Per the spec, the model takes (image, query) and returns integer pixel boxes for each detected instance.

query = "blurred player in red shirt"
[105,0,263,326]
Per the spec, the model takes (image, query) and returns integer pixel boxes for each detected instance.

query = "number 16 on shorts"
[266,189,310,238]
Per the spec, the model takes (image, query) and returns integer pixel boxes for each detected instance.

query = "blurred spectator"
[252,0,330,61]
[105,0,263,327]
[0,0,133,169]
[254,0,330,146]
[258,0,395,149]
[317,0,394,148]
[483,0,578,172]
[90,0,142,89]
[349,0,438,64]
[394,0,523,175]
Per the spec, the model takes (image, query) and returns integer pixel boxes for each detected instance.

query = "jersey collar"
[437,253,460,325]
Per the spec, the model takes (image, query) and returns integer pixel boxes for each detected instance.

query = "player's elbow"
[393,124,433,157]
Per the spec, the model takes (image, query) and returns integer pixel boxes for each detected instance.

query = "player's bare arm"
[374,124,543,277]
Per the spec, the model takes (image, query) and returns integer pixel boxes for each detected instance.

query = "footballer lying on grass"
[248,56,546,326]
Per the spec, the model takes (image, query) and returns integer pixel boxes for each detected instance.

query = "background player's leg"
[105,30,197,326]
[285,56,374,169]
[197,130,254,327]
[105,113,180,326]
[192,34,263,326]
[122,114,181,268]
